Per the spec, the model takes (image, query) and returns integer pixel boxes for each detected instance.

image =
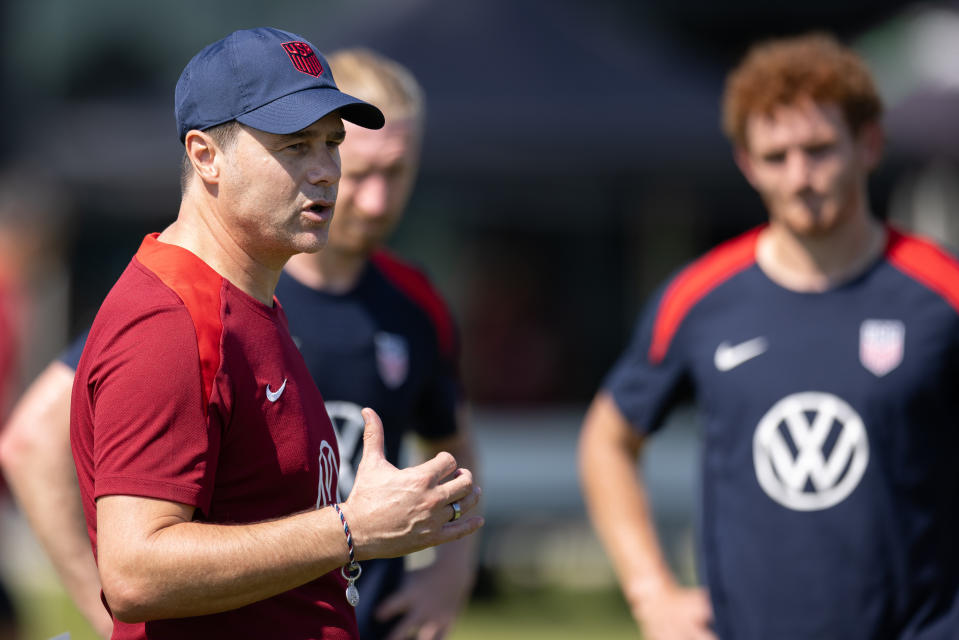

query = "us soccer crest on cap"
[282,41,324,77]
[174,27,384,142]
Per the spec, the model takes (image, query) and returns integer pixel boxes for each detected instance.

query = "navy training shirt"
[605,225,959,639]
[59,329,88,370]
[276,249,461,639]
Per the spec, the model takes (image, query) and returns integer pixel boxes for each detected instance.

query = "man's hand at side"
[629,579,715,640]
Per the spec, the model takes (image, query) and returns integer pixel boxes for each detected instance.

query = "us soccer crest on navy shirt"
[276,263,458,498]
[275,255,461,640]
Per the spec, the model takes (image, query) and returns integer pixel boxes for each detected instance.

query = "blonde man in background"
[279,48,481,640]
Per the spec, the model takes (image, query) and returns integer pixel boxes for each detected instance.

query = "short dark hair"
[179,120,242,193]
[722,32,883,148]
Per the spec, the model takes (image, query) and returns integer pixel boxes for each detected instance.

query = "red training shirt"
[70,234,356,639]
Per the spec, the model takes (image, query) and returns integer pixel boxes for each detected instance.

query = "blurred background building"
[1,0,958,637]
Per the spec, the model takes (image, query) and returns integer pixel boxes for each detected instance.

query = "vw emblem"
[753,391,869,511]
[325,400,367,499]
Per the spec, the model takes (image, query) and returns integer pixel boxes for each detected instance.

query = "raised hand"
[342,408,483,560]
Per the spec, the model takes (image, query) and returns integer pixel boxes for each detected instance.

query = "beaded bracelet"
[332,503,362,607]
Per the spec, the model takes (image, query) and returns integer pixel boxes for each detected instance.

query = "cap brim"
[236,87,385,133]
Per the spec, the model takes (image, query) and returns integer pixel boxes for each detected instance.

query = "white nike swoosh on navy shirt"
[714,337,769,372]
[266,378,287,402]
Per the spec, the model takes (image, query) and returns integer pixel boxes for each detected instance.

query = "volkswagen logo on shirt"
[324,400,366,499]
[753,391,869,511]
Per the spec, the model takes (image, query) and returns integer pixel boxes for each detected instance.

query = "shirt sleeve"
[412,314,461,441]
[58,329,89,370]
[89,304,220,514]
[603,284,692,436]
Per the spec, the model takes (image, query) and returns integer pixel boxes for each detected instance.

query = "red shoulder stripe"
[370,250,457,359]
[885,225,959,314]
[134,233,224,414]
[649,227,762,363]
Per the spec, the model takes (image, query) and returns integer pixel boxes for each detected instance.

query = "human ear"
[734,145,758,188]
[184,130,220,185]
[857,121,883,172]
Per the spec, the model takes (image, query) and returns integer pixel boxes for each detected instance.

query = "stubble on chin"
[763,193,826,236]
[296,233,329,255]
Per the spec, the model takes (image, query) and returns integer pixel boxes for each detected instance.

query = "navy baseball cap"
[175,27,384,142]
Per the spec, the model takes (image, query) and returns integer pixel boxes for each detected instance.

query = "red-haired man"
[580,33,959,639]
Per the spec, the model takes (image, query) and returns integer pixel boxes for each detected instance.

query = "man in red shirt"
[69,27,482,639]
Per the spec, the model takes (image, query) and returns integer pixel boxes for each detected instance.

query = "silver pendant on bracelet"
[333,503,362,607]
[342,562,362,607]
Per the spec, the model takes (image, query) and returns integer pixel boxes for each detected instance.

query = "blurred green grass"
[451,584,638,640]
[13,581,638,640]
[13,586,100,640]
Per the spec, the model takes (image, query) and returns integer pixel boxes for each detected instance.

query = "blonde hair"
[722,32,882,147]
[327,48,425,125]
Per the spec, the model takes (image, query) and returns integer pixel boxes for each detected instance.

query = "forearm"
[97,498,350,622]
[422,409,482,576]
[98,408,483,624]
[578,394,676,609]
[430,533,478,592]
[422,406,481,508]
[12,459,107,626]
[0,362,111,634]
